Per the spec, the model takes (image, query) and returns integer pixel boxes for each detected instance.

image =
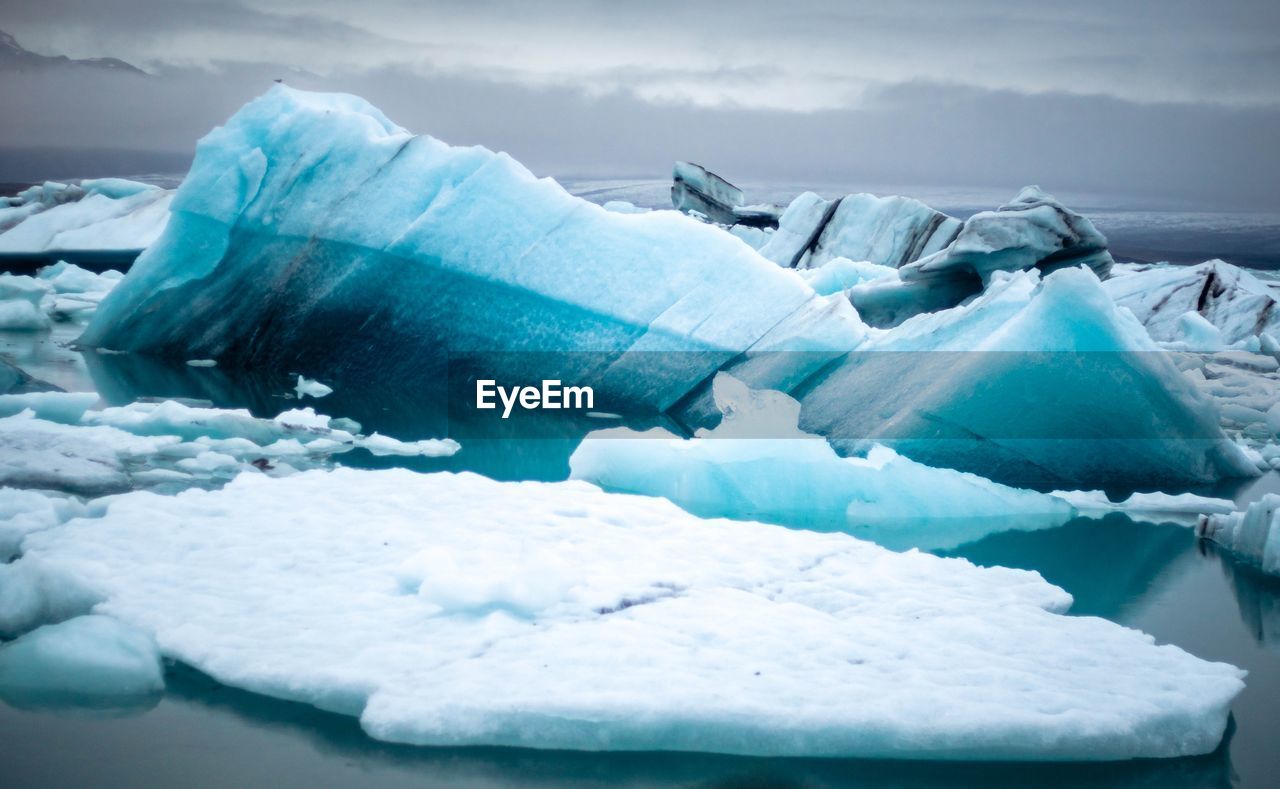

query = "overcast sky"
[2,0,1278,208]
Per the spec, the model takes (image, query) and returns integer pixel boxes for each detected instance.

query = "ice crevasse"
[79,86,1253,487]
[8,467,1246,760]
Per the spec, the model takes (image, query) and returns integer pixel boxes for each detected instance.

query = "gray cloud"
[0,1,1277,210]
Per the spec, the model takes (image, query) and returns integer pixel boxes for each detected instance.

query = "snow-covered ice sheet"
[0,614,163,710]
[12,467,1244,759]
[1197,494,1280,576]
[572,374,1073,550]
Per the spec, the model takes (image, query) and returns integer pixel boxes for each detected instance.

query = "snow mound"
[15,467,1244,759]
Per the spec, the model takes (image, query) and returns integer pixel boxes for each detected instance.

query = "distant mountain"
[0,29,145,75]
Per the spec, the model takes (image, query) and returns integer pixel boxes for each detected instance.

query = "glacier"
[6,466,1245,759]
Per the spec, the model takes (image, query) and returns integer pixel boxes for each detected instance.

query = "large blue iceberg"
[80,87,1253,488]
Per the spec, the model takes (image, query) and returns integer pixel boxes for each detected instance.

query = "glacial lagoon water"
[2,321,1279,787]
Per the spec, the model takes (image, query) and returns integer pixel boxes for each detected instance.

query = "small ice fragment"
[295,375,333,399]
[186,359,218,367]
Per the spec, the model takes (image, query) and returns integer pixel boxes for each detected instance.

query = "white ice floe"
[1197,494,1280,576]
[0,615,163,708]
[12,467,1244,759]
[899,186,1112,284]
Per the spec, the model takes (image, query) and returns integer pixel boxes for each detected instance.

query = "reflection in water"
[1201,539,1280,650]
[940,514,1193,619]
[4,345,1278,786]
[0,663,1232,789]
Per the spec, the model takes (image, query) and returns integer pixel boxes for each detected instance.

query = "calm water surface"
[2,319,1280,788]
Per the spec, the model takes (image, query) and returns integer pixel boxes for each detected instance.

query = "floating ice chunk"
[670,161,744,225]
[357,432,461,457]
[1196,494,1280,576]
[900,186,1113,284]
[1105,261,1280,345]
[38,261,124,295]
[0,393,459,494]
[759,191,960,270]
[0,299,51,331]
[1051,489,1236,523]
[796,267,1257,488]
[18,467,1244,759]
[0,391,98,422]
[0,411,168,495]
[572,374,1074,550]
[294,374,333,399]
[0,273,52,305]
[186,358,217,367]
[0,615,163,710]
[0,360,59,396]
